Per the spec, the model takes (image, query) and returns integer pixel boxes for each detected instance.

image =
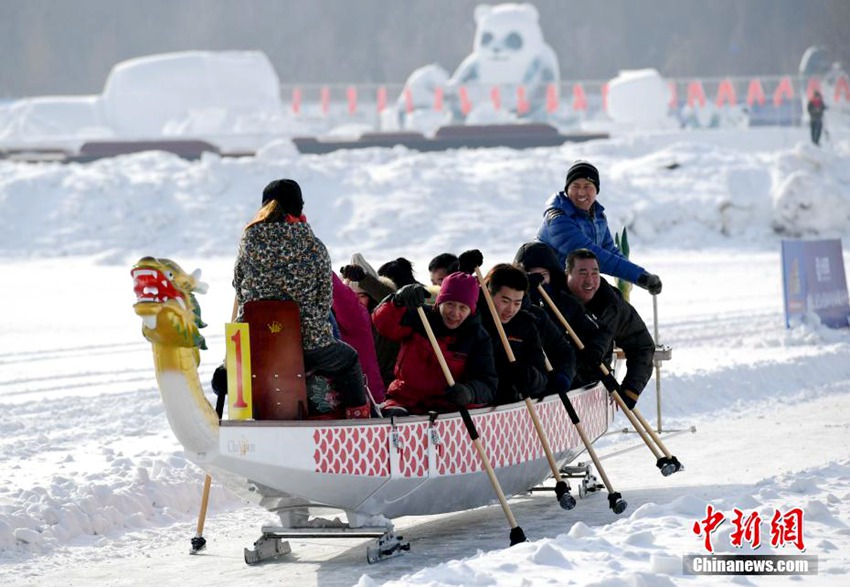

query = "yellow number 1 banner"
[225,323,253,420]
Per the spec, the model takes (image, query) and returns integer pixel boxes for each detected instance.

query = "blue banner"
[781,239,850,328]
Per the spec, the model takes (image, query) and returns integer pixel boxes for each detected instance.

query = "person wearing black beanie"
[231,179,371,420]
[564,160,600,194]
[261,178,304,217]
[535,160,662,295]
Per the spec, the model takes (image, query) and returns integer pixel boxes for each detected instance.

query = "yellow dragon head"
[131,257,208,353]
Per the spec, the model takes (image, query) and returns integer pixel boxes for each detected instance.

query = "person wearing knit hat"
[535,160,663,295]
[372,272,497,417]
[564,160,600,195]
[261,178,304,217]
[434,271,479,317]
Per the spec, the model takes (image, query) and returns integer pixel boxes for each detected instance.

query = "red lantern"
[347,86,357,115]
[516,86,529,115]
[376,86,387,113]
[772,77,794,107]
[687,81,707,108]
[320,87,330,115]
[715,79,737,107]
[572,83,587,111]
[834,75,850,103]
[546,83,558,114]
[490,86,502,111]
[291,87,302,115]
[746,79,766,107]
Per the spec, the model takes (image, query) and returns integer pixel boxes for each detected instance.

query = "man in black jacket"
[477,263,549,404]
[513,241,605,391]
[566,248,655,409]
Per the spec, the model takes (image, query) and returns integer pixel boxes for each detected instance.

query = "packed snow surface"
[1,126,849,586]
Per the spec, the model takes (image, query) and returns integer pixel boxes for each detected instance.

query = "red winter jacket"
[372,300,497,414]
[331,273,386,402]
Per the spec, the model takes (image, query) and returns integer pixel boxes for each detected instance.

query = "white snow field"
[1,125,850,586]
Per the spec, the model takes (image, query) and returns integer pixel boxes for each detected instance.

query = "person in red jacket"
[807,90,827,146]
[372,271,497,417]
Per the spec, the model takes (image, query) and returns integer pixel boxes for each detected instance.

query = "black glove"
[458,249,484,274]
[508,361,527,388]
[546,371,572,395]
[620,389,639,411]
[636,273,662,295]
[579,345,605,369]
[393,283,428,308]
[211,362,228,396]
[445,383,474,406]
[527,271,545,291]
[339,264,366,282]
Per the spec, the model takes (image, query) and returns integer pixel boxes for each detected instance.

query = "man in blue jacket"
[536,160,662,295]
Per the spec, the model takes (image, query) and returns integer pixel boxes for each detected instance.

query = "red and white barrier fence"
[283,74,850,118]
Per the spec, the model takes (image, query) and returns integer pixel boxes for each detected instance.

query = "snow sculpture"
[447,3,559,121]
[393,3,560,128]
[606,69,670,129]
[101,51,284,140]
[392,64,451,132]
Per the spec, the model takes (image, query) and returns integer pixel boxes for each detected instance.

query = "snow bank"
[1,129,848,263]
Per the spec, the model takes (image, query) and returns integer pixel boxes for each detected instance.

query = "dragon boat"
[131,256,615,563]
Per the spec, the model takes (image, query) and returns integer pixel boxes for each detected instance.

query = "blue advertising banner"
[781,239,850,328]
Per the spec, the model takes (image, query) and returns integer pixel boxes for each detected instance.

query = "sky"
[2,80,850,586]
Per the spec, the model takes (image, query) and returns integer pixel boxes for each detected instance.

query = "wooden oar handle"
[417,306,521,532]
[537,284,662,456]
[474,268,516,363]
[536,285,583,350]
[416,306,455,386]
[230,295,239,322]
[537,284,615,376]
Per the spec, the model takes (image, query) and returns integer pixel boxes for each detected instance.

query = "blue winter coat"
[535,192,646,283]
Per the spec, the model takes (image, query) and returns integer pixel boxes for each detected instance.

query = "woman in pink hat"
[372,272,497,417]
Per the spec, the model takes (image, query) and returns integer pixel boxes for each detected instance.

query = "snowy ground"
[1,127,850,586]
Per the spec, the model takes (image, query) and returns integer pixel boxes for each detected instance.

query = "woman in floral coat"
[233,179,369,419]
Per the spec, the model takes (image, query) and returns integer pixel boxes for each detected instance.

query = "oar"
[416,306,527,545]
[536,285,682,476]
[190,296,237,554]
[473,268,575,510]
[543,355,627,514]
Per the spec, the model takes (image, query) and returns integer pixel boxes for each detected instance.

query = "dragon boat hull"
[193,382,612,519]
[130,256,613,526]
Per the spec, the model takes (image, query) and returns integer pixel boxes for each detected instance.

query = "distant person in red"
[807,90,827,146]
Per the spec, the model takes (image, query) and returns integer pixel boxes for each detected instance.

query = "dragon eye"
[505,32,523,50]
[481,32,493,46]
[165,271,174,280]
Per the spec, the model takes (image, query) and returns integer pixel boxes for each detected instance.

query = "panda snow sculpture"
[446,3,560,121]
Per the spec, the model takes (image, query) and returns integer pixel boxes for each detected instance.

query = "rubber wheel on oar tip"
[657,456,684,476]
[554,481,576,510]
[190,535,207,554]
[608,492,628,515]
[509,526,527,545]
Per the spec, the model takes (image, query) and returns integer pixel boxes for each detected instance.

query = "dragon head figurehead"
[131,257,209,353]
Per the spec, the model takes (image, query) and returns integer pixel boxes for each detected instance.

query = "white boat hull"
[196,383,612,519]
